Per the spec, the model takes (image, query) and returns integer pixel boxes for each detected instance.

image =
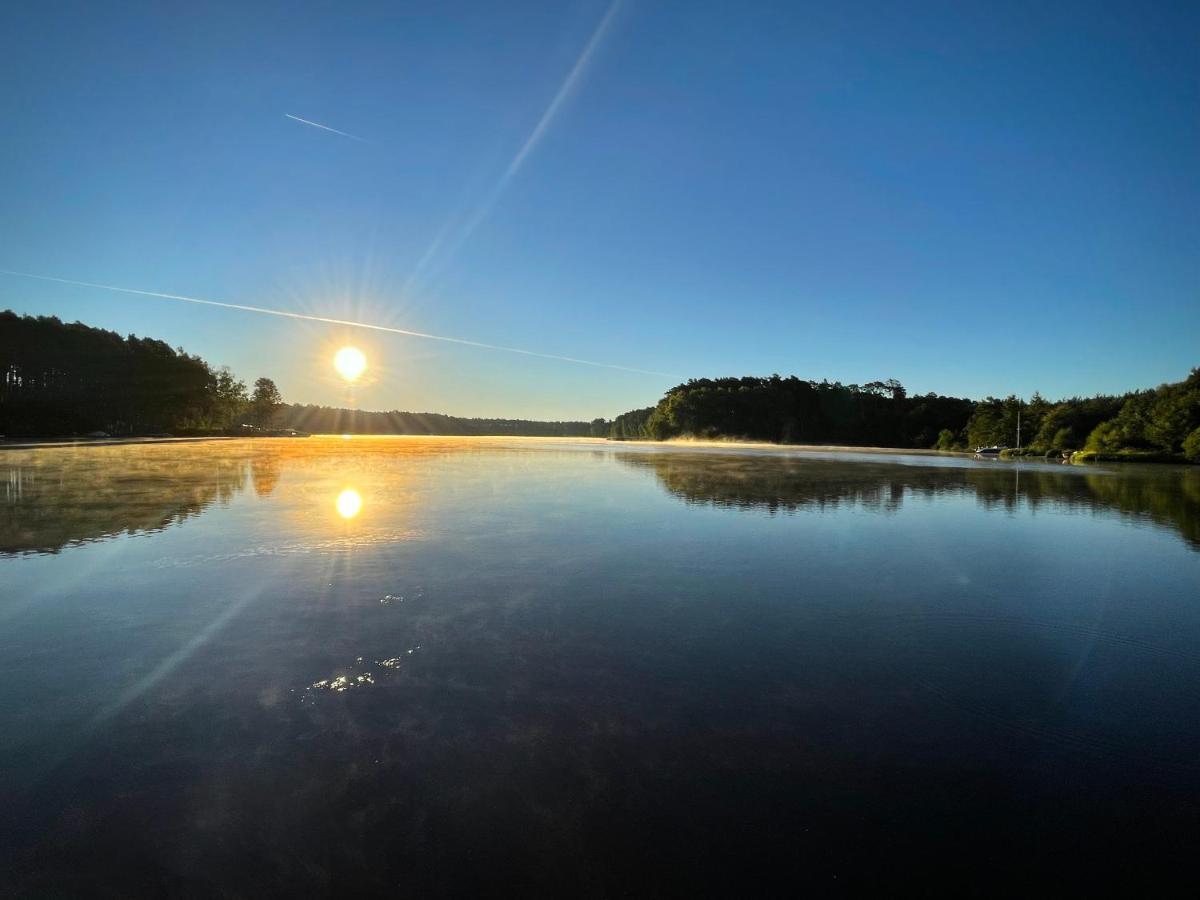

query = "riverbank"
[616,437,1199,465]
[0,430,313,450]
[998,447,1192,464]
[8,433,1191,465]
[0,436,240,450]
[614,437,969,457]
[612,434,1198,465]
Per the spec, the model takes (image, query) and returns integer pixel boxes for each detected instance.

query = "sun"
[334,346,367,382]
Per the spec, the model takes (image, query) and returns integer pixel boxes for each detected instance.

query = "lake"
[2,437,1198,894]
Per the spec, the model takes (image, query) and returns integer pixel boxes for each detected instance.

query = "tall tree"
[212,368,249,429]
[248,378,284,428]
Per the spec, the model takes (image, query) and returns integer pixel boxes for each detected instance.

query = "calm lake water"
[2,437,1198,894]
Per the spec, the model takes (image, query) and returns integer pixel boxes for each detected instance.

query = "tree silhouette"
[248,378,284,428]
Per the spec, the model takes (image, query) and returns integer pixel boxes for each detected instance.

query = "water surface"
[2,437,1198,894]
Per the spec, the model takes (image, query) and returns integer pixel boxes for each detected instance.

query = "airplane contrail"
[0,269,678,379]
[284,113,368,142]
[405,0,623,292]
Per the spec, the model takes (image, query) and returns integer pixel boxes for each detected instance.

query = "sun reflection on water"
[336,488,363,519]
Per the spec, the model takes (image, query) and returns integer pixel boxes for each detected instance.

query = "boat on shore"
[974,445,1007,455]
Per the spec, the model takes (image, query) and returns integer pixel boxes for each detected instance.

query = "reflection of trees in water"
[1,437,484,555]
[617,452,1200,549]
[619,453,914,514]
[1074,469,1200,548]
[6,441,1196,556]
[1,446,252,554]
[251,454,282,497]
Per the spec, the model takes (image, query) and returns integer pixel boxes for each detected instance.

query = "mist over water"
[2,438,1198,893]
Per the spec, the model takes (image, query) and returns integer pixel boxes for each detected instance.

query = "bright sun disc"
[334,346,367,382]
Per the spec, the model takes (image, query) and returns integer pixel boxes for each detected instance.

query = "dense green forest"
[602,377,975,449]
[604,370,1200,462]
[944,369,1200,461]
[0,311,275,436]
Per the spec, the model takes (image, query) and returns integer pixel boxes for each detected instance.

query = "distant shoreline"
[0,434,960,455]
[617,437,1193,464]
[613,437,966,457]
[0,436,239,450]
[3,435,1189,465]
[0,434,588,450]
[671,438,961,456]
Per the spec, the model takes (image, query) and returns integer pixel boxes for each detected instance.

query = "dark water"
[2,437,1198,895]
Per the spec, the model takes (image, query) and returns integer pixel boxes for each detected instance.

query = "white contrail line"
[0,269,679,379]
[284,113,368,142]
[406,0,623,291]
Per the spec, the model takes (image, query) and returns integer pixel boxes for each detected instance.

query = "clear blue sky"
[2,1,1197,419]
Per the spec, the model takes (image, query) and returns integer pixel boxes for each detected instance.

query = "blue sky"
[2,1,1197,419]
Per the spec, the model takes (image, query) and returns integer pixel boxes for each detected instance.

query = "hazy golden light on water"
[336,488,363,519]
[334,346,367,382]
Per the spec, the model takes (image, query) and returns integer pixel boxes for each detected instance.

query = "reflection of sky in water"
[1,438,1199,893]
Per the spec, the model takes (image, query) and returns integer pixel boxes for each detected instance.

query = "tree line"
[952,367,1200,461]
[279,404,592,437]
[602,369,1200,461]
[0,312,287,436]
[600,376,974,449]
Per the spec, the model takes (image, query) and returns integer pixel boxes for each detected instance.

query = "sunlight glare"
[336,488,363,519]
[334,346,367,382]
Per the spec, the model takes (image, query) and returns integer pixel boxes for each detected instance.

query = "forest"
[603,370,1200,462]
[602,376,975,449]
[0,312,589,438]
[944,369,1200,462]
[0,311,278,436]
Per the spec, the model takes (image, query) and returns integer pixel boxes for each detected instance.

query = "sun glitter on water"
[336,488,363,520]
[333,346,367,382]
